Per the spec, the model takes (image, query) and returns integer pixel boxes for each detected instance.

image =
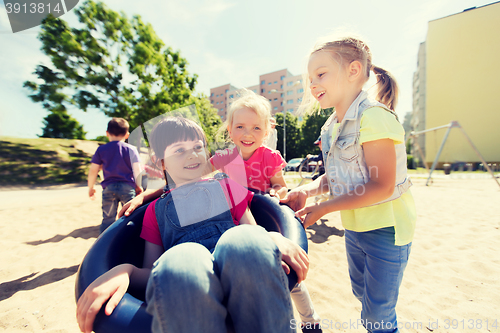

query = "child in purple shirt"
[88,118,142,233]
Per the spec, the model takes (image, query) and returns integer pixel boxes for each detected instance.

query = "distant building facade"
[209,69,304,120]
[412,2,500,165]
[210,84,238,119]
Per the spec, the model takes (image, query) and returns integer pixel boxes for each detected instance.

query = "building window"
[220,108,224,111]
[281,84,283,89]
[225,89,228,92]
[297,88,304,93]
[288,108,293,112]
[261,89,265,93]
[261,80,265,85]
[269,99,272,102]
[274,81,277,84]
[281,102,283,106]
[216,102,219,105]
[274,107,278,110]
[211,100,214,104]
[211,93,214,97]
[253,89,257,93]
[229,94,234,98]
[287,90,293,96]
[268,82,271,85]
[287,81,294,86]
[297,98,302,103]
[274,98,278,101]
[280,76,285,80]
[287,99,293,104]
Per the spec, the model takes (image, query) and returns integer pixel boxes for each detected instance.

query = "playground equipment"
[406,121,499,187]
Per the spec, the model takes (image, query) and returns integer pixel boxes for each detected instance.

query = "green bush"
[407,154,415,169]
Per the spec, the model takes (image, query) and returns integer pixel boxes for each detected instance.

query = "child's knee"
[152,242,213,279]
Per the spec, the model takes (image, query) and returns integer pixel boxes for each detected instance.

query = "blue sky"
[0,0,492,139]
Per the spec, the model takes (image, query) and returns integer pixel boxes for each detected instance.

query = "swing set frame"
[406,121,500,188]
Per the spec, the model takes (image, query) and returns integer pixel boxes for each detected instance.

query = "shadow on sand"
[25,226,99,246]
[306,219,345,244]
[0,265,79,301]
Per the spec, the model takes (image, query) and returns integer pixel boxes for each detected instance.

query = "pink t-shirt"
[140,178,254,248]
[210,146,286,192]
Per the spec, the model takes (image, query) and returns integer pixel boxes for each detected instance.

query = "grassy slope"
[0,137,100,186]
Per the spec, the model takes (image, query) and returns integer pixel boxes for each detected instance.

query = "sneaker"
[301,323,323,333]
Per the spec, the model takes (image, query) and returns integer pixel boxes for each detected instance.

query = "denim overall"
[320,90,412,205]
[155,178,235,252]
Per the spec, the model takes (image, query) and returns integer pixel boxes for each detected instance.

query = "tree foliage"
[275,107,334,161]
[41,111,86,139]
[24,0,220,139]
[276,112,300,160]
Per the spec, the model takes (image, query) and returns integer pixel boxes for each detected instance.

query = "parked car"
[284,158,303,172]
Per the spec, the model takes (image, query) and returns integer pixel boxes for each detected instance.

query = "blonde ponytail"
[371,65,399,111]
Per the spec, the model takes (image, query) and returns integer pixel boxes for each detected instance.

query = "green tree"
[24,0,217,138]
[188,95,222,144]
[41,110,86,139]
[276,112,301,161]
[298,107,333,156]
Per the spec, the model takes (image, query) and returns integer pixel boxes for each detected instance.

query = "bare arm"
[118,188,163,218]
[296,139,396,228]
[76,241,163,333]
[269,169,288,199]
[238,207,257,225]
[132,162,144,194]
[87,163,101,200]
[280,174,330,212]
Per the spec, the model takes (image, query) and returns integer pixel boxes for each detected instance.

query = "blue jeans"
[101,182,135,233]
[145,225,294,333]
[345,227,411,333]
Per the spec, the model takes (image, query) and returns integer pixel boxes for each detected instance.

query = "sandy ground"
[0,176,499,332]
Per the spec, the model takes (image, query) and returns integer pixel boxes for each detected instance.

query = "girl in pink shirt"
[212,90,323,332]
[211,90,288,198]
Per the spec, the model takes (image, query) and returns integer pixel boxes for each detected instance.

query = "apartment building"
[209,84,238,119]
[209,69,304,120]
[412,1,500,165]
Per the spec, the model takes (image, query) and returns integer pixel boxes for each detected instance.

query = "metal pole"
[455,122,500,188]
[283,110,286,162]
[426,124,453,186]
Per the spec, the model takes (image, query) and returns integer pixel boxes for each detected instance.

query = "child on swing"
[77,116,308,333]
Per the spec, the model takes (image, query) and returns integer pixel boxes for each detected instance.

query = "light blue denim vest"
[155,178,235,253]
[320,91,412,206]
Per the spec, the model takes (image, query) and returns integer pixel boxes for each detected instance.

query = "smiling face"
[162,139,208,186]
[227,107,268,160]
[308,50,350,110]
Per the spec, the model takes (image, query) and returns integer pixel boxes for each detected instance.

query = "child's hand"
[269,232,309,283]
[76,265,132,333]
[269,187,288,200]
[295,202,327,229]
[280,189,308,212]
[118,194,144,218]
[88,188,96,200]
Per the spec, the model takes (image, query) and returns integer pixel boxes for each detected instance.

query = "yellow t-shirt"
[335,107,416,245]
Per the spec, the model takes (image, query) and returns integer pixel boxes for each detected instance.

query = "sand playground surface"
[0,176,499,332]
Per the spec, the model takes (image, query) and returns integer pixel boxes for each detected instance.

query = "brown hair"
[149,116,207,160]
[313,37,399,111]
[107,118,130,137]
